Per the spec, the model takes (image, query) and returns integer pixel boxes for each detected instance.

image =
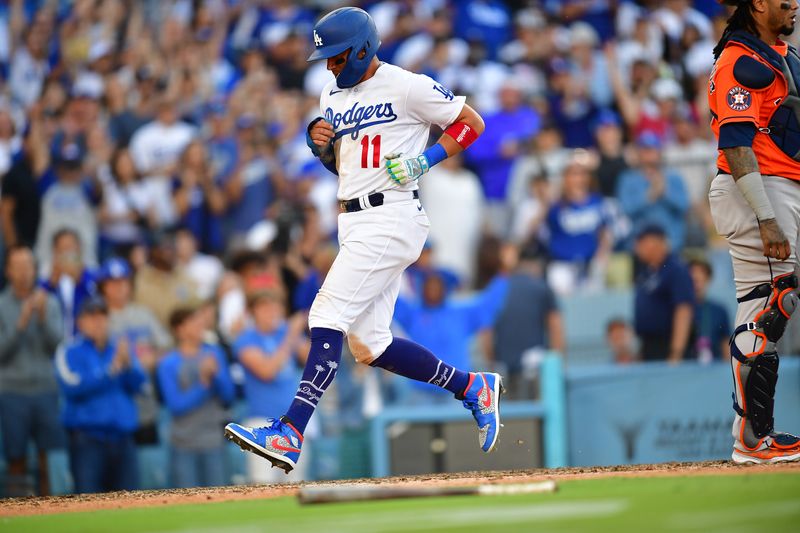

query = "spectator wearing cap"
[633,226,694,363]
[489,242,564,399]
[0,121,51,250]
[688,258,731,363]
[634,77,686,141]
[616,132,689,251]
[544,155,612,295]
[172,141,227,255]
[39,228,98,338]
[566,22,613,108]
[465,80,540,237]
[233,289,308,483]
[134,230,199,329]
[593,109,629,199]
[158,306,234,488]
[99,257,172,445]
[34,142,100,270]
[55,296,146,493]
[0,246,63,496]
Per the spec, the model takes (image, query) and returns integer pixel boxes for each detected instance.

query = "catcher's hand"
[384,153,430,185]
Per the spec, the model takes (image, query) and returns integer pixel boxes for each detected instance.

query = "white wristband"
[736,172,776,222]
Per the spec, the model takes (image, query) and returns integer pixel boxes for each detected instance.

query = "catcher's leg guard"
[730,273,798,449]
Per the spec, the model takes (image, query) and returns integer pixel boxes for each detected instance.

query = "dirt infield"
[2,460,798,517]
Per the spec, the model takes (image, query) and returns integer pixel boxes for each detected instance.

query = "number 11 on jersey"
[360,135,381,168]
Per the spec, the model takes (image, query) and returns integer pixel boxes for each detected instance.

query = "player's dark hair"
[713,2,759,59]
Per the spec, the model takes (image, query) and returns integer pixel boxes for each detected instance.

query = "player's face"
[327,48,350,77]
[768,0,798,36]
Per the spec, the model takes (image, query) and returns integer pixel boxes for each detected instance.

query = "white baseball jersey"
[320,63,466,200]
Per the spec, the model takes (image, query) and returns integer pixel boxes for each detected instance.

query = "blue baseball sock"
[369,337,470,397]
[284,327,343,434]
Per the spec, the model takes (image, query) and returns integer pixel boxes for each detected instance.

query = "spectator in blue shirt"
[158,306,235,489]
[222,120,275,243]
[547,57,599,149]
[454,0,512,60]
[545,0,617,42]
[233,289,308,483]
[688,258,731,363]
[393,272,508,404]
[465,80,540,236]
[633,226,694,363]
[55,296,145,494]
[617,132,690,251]
[544,156,612,294]
[172,141,227,255]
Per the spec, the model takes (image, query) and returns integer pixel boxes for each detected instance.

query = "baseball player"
[708,0,800,463]
[225,7,503,474]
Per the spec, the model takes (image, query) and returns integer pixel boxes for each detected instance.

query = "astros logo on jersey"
[727,86,752,111]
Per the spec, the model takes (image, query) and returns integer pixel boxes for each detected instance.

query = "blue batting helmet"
[307,7,380,89]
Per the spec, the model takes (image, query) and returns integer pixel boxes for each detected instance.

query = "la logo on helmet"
[314,30,323,47]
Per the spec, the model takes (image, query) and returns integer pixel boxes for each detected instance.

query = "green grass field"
[2,472,798,533]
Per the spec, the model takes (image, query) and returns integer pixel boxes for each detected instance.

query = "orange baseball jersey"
[709,40,800,180]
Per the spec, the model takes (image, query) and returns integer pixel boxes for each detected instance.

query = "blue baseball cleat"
[224,417,303,473]
[461,372,504,453]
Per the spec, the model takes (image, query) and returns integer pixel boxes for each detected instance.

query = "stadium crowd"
[0,0,763,495]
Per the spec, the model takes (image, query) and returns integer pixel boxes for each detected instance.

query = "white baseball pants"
[709,173,800,449]
[308,192,429,358]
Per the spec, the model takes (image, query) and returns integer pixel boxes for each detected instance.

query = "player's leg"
[350,279,505,453]
[709,174,800,463]
[226,202,423,470]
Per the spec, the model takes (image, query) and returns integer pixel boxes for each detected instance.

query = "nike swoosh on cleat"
[271,437,301,454]
[480,375,492,408]
[417,205,423,211]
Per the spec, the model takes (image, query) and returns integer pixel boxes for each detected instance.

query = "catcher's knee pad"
[737,272,798,344]
[730,273,797,444]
